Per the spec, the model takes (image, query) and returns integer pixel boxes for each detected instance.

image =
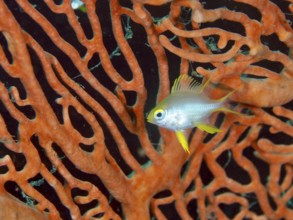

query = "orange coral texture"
[0,0,292,219]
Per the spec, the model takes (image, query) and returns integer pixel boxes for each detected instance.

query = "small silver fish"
[71,0,86,12]
[147,74,240,153]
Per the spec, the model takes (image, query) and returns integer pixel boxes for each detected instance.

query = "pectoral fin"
[175,130,190,154]
[197,123,222,134]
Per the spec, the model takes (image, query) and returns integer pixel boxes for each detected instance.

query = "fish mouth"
[146,114,151,122]
[146,113,155,124]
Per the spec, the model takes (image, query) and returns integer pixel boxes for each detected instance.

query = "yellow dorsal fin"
[215,90,236,102]
[171,75,203,94]
[199,77,211,93]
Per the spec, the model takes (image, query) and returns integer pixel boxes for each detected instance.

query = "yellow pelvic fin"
[212,107,243,116]
[175,131,190,154]
[197,123,222,134]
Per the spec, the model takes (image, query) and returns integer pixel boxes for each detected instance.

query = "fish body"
[150,92,223,131]
[147,75,239,153]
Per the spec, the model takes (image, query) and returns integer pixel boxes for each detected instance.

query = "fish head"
[147,101,170,128]
[147,98,181,130]
[147,107,167,126]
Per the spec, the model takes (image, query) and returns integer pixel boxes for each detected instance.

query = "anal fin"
[197,123,222,134]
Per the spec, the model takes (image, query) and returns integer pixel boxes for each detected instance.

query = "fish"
[71,0,87,13]
[147,74,240,153]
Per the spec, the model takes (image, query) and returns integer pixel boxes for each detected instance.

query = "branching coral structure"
[0,0,292,219]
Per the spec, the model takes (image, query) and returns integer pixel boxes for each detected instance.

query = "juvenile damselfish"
[147,74,240,153]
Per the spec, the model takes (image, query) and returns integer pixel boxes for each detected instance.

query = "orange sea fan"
[0,0,292,219]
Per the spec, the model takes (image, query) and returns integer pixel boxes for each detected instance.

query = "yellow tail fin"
[213,107,243,116]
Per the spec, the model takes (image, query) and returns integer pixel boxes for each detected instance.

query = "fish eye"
[154,109,165,120]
